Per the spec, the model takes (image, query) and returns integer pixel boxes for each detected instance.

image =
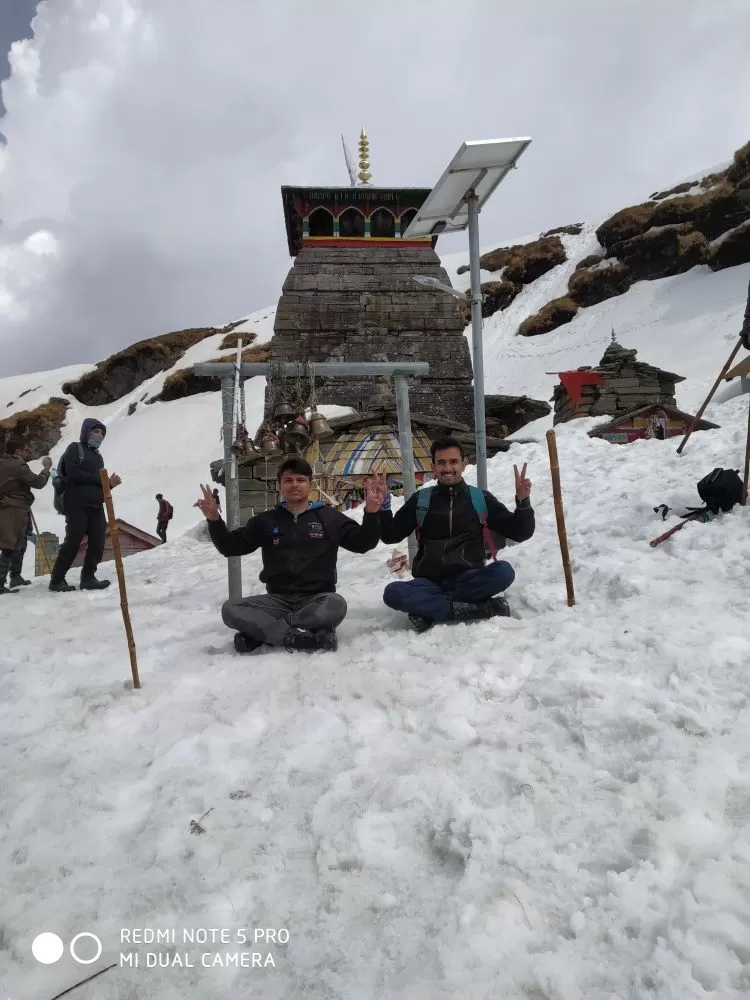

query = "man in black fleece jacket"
[380,437,534,632]
[196,457,387,653]
[49,418,122,592]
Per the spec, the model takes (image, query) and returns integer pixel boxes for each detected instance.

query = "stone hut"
[552,336,684,425]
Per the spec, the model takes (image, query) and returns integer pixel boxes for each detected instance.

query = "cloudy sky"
[0,0,749,377]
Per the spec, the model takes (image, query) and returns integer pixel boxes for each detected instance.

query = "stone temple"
[265,130,475,426]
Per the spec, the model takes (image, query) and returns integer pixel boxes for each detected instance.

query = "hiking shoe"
[80,577,111,590]
[0,583,20,595]
[408,613,435,633]
[284,628,338,653]
[450,600,494,622]
[233,632,263,655]
[484,596,511,618]
[49,579,76,592]
[9,575,31,587]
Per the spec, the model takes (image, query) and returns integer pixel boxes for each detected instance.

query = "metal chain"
[307,361,317,409]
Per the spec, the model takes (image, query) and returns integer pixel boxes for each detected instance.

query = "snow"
[3,224,750,998]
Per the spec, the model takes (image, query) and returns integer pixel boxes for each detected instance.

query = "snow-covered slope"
[2,198,750,999]
[0,306,276,540]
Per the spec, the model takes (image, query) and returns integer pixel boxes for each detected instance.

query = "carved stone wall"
[266,245,474,424]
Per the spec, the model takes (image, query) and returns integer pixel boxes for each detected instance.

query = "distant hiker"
[212,488,221,513]
[0,436,52,594]
[741,277,750,350]
[195,456,387,654]
[155,493,173,542]
[49,418,122,592]
[379,437,535,632]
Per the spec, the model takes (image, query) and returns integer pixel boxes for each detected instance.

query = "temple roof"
[281,185,433,256]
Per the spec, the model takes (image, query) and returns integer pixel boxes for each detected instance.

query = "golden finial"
[358,126,372,186]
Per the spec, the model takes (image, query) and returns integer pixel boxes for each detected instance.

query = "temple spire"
[358,127,372,186]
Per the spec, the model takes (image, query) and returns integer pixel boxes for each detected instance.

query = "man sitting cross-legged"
[195,457,387,654]
[380,437,535,632]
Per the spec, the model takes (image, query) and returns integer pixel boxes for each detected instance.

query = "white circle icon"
[70,932,103,965]
[32,933,64,964]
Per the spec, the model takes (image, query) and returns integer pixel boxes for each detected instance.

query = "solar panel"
[401,138,532,239]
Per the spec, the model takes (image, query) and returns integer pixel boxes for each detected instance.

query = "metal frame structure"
[192,361,430,599]
[402,137,532,491]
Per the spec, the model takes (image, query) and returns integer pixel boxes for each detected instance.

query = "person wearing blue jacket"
[49,418,122,592]
[196,457,387,654]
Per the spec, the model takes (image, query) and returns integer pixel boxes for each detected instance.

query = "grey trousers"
[0,516,29,585]
[221,592,347,647]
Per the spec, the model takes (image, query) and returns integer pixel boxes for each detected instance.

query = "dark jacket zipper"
[448,488,454,537]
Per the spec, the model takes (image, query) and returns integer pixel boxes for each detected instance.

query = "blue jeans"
[383,561,515,622]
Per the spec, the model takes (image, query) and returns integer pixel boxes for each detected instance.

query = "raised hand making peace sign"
[514,463,532,501]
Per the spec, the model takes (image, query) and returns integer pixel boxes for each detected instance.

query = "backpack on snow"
[696,468,744,514]
[52,442,84,516]
[415,485,504,562]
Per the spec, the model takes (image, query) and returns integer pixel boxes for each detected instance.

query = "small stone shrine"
[553,332,684,424]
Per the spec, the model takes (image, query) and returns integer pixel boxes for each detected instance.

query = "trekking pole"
[29,510,54,577]
[743,394,750,505]
[649,509,705,548]
[545,430,575,606]
[99,469,141,689]
[676,341,743,455]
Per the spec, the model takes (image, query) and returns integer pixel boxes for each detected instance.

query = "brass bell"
[274,401,294,420]
[261,431,283,457]
[309,408,333,441]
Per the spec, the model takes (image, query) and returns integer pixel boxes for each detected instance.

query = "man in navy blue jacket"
[196,457,387,654]
[49,418,122,592]
[379,437,535,632]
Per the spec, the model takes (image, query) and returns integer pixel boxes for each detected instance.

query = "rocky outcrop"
[457,235,567,284]
[575,254,604,271]
[649,185,750,242]
[62,326,231,406]
[707,222,750,271]
[148,343,271,403]
[596,203,656,254]
[612,224,708,282]
[219,326,257,350]
[518,297,579,337]
[541,223,583,237]
[481,280,521,318]
[0,397,70,459]
[568,261,633,308]
[484,394,551,437]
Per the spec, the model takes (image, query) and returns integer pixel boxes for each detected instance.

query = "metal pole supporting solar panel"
[221,376,242,600]
[394,374,418,565]
[467,192,487,492]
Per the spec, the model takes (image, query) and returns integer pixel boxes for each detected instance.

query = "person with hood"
[194,456,387,653]
[0,436,52,594]
[48,418,122,592]
[379,437,535,632]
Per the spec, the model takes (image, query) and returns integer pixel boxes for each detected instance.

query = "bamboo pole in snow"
[546,429,575,607]
[676,341,742,455]
[100,469,141,689]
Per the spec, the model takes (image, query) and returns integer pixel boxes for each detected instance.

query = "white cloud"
[0,0,749,375]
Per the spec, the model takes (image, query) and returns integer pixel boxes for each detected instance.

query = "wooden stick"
[545,430,575,606]
[649,509,704,548]
[676,340,743,454]
[100,469,141,689]
[29,509,54,577]
[744,395,750,506]
[49,963,117,1000]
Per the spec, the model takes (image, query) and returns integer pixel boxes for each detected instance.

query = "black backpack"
[696,468,744,514]
[52,443,84,515]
